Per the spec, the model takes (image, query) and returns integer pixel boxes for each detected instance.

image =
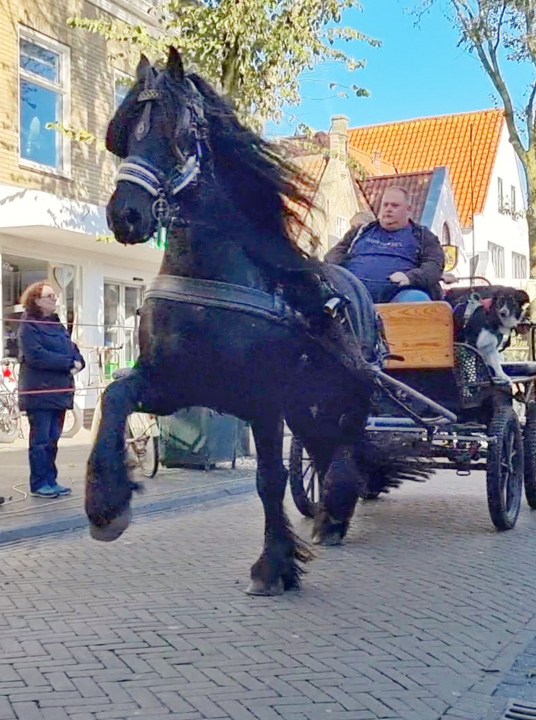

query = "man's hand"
[71,360,83,376]
[389,272,410,286]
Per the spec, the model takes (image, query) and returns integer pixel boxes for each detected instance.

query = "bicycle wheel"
[61,403,83,439]
[0,401,20,443]
[126,413,159,478]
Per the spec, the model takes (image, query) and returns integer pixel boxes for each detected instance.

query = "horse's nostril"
[123,208,141,227]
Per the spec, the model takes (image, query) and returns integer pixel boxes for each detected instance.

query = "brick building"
[0,0,163,415]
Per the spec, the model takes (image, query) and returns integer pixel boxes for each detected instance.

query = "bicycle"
[88,346,159,478]
[0,358,83,443]
[0,359,21,443]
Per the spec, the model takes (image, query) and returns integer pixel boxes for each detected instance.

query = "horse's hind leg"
[312,443,366,546]
[86,370,144,542]
[247,416,313,596]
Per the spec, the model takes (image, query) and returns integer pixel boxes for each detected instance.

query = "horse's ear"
[136,54,152,81]
[167,46,185,83]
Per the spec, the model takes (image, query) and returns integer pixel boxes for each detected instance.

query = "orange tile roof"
[348,109,504,227]
[292,154,329,189]
[360,171,435,223]
[349,147,396,177]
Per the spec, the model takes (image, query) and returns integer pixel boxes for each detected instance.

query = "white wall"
[0,228,162,410]
[470,125,528,282]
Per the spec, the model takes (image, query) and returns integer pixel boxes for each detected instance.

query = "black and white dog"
[446,286,530,384]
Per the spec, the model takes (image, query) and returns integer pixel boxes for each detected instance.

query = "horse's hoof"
[312,532,343,546]
[89,507,132,542]
[246,578,284,596]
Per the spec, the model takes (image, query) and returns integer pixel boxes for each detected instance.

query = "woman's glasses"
[40,294,57,301]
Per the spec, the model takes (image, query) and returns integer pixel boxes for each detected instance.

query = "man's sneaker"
[31,486,59,498]
[50,484,72,496]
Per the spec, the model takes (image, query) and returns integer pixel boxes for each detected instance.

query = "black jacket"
[17,313,85,412]
[324,220,445,301]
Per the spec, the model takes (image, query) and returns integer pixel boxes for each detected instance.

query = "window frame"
[441,222,451,246]
[113,69,133,110]
[488,241,505,278]
[512,251,527,280]
[336,215,348,239]
[511,185,516,215]
[498,177,504,213]
[18,26,71,177]
[103,280,145,373]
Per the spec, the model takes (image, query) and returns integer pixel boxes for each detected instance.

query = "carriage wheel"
[523,402,536,509]
[486,406,523,530]
[289,436,321,518]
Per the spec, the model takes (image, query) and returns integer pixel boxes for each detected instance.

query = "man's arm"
[324,225,363,264]
[404,228,444,289]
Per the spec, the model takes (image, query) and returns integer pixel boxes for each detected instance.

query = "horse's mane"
[107,66,319,256]
[186,74,319,254]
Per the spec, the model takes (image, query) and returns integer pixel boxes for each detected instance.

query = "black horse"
[88,47,419,595]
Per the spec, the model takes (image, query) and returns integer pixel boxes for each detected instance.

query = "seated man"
[325,186,444,304]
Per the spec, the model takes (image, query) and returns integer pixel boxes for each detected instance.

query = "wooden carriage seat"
[376,301,454,370]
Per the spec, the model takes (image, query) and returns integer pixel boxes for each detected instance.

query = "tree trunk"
[527,158,536,279]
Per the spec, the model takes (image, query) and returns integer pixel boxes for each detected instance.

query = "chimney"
[329,114,349,162]
[372,150,381,168]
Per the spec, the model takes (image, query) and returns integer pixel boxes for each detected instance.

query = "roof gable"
[348,109,504,227]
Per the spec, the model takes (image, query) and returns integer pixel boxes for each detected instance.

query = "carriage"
[289,282,536,532]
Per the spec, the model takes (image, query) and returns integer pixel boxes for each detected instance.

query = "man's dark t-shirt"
[345,224,420,303]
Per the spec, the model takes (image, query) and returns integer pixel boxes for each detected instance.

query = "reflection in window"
[19,35,67,169]
[114,72,133,109]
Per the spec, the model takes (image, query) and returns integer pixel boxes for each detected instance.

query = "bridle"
[115,71,205,246]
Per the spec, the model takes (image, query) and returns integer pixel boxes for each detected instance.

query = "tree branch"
[451,0,527,165]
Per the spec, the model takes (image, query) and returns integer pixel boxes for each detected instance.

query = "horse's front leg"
[247,416,313,596]
[86,372,143,542]
[312,443,366,546]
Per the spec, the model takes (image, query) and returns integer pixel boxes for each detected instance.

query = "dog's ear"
[515,289,530,306]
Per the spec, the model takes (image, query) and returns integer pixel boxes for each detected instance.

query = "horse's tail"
[356,435,435,496]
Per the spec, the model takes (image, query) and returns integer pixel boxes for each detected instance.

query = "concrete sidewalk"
[0,428,256,544]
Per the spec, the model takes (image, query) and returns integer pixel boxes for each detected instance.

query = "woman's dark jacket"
[17,313,85,412]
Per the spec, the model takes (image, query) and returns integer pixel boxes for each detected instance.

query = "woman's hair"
[20,281,55,316]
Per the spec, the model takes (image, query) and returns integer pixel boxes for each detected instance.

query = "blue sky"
[266,0,530,139]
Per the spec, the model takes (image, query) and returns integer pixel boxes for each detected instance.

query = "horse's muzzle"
[89,507,132,542]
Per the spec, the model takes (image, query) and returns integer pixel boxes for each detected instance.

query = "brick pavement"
[0,430,255,543]
[0,471,536,720]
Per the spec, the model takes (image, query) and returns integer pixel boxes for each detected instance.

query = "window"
[512,252,527,279]
[441,222,451,246]
[104,282,144,376]
[19,29,70,171]
[114,70,133,109]
[336,216,348,239]
[2,254,49,357]
[498,177,504,212]
[488,242,505,278]
[511,186,516,215]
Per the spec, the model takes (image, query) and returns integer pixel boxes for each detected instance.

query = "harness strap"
[144,275,296,324]
[144,276,378,382]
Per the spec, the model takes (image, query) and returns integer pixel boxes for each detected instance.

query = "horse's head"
[106,48,206,244]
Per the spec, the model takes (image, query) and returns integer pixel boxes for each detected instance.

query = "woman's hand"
[71,360,83,375]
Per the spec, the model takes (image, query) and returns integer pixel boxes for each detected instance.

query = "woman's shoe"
[51,484,72,496]
[31,486,59,498]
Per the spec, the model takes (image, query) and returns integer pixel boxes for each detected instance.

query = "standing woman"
[18,282,85,498]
